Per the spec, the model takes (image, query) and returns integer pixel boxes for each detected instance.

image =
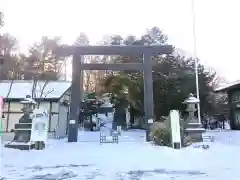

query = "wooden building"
[215,81,240,130]
[0,80,71,136]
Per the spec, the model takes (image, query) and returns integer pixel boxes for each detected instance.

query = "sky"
[1,0,240,82]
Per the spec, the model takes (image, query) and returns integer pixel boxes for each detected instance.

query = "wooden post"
[35,141,45,150]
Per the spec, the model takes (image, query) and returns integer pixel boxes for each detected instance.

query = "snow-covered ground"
[2,117,240,179]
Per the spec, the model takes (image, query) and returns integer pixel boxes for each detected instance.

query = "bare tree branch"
[39,80,50,98]
[36,80,51,108]
[31,78,37,99]
[5,80,14,99]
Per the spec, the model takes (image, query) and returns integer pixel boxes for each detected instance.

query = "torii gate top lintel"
[57,45,173,56]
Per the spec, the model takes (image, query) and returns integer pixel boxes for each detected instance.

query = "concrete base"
[4,142,35,150]
[1,132,55,141]
[173,142,181,149]
[185,127,205,133]
[186,123,203,128]
[185,127,205,143]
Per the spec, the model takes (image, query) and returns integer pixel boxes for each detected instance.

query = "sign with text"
[30,109,49,142]
[0,96,3,137]
[170,110,181,148]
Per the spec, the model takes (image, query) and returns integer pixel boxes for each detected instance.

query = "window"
[235,111,240,127]
[232,91,240,103]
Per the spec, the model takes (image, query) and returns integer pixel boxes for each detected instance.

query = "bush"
[150,116,190,147]
[150,122,171,146]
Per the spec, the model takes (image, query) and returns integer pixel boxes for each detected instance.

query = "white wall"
[3,102,22,132]
[51,102,59,131]
[50,113,59,131]
[3,89,70,133]
[38,101,59,132]
[3,101,60,132]
[38,102,50,110]
[2,102,9,131]
[57,92,70,136]
[9,102,22,112]
[52,102,59,112]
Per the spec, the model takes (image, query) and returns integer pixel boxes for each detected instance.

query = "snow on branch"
[5,80,14,99]
[31,78,55,108]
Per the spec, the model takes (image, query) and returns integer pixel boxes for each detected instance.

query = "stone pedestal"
[185,123,205,142]
[4,116,35,150]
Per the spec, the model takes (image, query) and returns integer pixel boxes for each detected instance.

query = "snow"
[185,128,205,131]
[2,117,240,179]
[100,103,113,107]
[188,123,202,125]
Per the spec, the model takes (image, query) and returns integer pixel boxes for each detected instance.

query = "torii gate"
[57,45,173,142]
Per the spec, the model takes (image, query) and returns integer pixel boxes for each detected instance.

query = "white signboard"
[30,109,49,142]
[148,118,154,124]
[170,110,181,147]
[0,96,3,139]
[69,120,76,124]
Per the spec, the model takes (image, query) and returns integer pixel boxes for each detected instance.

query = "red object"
[0,96,3,109]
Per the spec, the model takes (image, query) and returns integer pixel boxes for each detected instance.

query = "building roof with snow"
[0,80,71,100]
[214,80,240,92]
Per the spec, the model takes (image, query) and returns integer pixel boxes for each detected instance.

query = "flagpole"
[191,0,201,124]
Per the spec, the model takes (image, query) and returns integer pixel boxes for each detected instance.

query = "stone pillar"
[125,106,130,128]
[68,53,81,142]
[143,53,154,141]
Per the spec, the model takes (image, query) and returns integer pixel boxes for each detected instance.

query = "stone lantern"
[5,95,37,150]
[21,95,37,115]
[183,93,205,142]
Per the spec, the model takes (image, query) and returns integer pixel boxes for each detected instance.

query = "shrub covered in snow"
[150,117,189,147]
[150,122,171,146]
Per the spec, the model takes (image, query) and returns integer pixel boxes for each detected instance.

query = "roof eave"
[5,98,60,101]
[215,84,240,93]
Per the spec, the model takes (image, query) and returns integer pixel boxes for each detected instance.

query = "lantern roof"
[183,93,200,104]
